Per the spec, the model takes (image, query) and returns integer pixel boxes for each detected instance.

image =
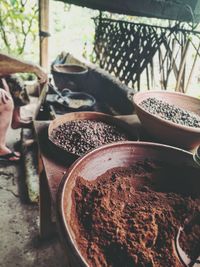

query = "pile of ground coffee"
[140,97,200,128]
[50,120,129,156]
[70,161,200,267]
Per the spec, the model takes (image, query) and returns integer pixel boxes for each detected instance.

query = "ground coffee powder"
[70,160,200,267]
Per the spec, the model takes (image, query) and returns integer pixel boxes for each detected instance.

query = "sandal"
[0,151,20,162]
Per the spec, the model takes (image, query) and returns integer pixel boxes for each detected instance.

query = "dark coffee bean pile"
[140,97,200,128]
[50,120,129,156]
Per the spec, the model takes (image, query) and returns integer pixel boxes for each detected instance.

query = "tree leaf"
[9,0,16,6]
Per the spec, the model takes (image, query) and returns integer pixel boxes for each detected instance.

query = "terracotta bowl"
[56,141,200,267]
[48,111,138,157]
[133,91,200,150]
[52,64,88,75]
[52,64,88,91]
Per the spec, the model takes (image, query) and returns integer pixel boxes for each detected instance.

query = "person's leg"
[0,93,19,160]
[4,74,32,129]
[11,106,32,129]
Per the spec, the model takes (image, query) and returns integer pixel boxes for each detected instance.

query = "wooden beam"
[55,0,198,22]
[39,0,49,70]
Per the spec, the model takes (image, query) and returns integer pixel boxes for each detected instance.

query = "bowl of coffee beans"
[57,141,200,267]
[133,91,200,150]
[48,111,137,157]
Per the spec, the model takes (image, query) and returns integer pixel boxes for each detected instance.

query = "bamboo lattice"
[93,17,200,92]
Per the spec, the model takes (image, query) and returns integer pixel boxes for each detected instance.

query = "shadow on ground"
[0,127,68,267]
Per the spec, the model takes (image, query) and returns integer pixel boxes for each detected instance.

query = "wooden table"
[33,115,153,239]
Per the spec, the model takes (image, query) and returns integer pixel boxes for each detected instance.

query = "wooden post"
[39,0,49,70]
[175,39,190,92]
[185,42,200,93]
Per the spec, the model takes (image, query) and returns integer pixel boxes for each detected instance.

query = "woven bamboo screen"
[93,17,200,93]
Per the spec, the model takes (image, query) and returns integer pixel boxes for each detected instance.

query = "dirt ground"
[0,127,68,267]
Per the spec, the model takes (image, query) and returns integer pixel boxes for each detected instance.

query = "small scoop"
[48,81,68,106]
[175,217,200,267]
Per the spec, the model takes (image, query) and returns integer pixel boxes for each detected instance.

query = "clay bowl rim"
[48,111,138,157]
[57,141,195,267]
[52,63,88,75]
[133,90,200,134]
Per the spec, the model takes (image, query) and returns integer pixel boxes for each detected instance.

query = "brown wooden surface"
[54,0,197,22]
[34,120,78,238]
[34,120,77,202]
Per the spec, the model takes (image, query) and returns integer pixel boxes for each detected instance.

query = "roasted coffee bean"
[50,120,129,156]
[140,97,200,128]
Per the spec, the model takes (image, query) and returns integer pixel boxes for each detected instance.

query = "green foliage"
[0,0,38,56]
[9,0,16,5]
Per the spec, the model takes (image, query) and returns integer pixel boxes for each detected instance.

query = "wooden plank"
[39,0,49,70]
[21,128,39,204]
[55,0,199,22]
